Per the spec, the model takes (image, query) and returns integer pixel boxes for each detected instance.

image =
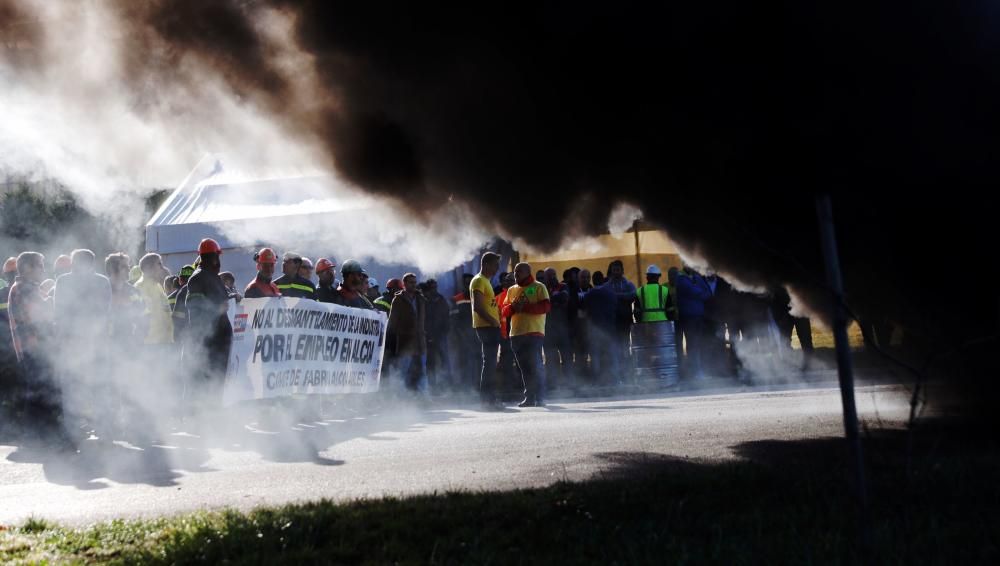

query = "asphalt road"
[0,381,911,525]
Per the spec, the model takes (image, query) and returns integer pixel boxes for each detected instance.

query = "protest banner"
[222,297,386,406]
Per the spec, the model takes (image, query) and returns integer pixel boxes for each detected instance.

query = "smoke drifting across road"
[3,1,999,382]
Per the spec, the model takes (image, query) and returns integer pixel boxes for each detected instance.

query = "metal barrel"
[630,321,680,386]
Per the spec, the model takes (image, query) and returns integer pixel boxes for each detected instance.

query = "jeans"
[498,337,520,398]
[678,316,705,379]
[588,325,621,385]
[475,327,502,403]
[511,335,546,402]
[396,353,429,394]
[543,327,573,390]
[426,335,452,390]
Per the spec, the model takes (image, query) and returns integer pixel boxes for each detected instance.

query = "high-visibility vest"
[637,283,668,323]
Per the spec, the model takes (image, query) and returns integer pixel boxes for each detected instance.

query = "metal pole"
[633,219,643,284]
[815,193,872,549]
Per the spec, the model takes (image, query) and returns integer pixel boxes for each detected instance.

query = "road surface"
[0,381,910,525]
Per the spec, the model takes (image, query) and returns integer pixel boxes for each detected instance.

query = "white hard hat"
[646,264,662,275]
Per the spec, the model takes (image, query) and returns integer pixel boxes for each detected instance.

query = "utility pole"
[633,219,642,284]
[815,193,872,552]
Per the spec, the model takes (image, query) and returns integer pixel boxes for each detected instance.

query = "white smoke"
[1,1,493,275]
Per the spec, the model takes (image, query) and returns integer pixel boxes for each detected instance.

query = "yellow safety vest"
[637,283,668,323]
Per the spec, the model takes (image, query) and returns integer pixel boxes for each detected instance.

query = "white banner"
[222,297,386,406]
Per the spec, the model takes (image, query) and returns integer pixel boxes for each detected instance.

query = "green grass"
[2,419,997,565]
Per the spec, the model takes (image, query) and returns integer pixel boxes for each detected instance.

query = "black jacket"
[273,274,317,300]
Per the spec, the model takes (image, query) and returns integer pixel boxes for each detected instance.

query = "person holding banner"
[332,260,375,310]
[314,258,338,303]
[185,238,234,407]
[274,252,317,300]
[245,248,281,299]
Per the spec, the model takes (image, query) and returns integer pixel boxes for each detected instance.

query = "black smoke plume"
[8,1,1000,404]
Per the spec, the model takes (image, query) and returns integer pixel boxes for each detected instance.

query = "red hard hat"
[315,258,335,273]
[54,255,72,271]
[386,278,403,291]
[2,257,16,274]
[198,238,222,255]
[254,247,277,264]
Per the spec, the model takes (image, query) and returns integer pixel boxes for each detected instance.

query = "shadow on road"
[1,394,468,489]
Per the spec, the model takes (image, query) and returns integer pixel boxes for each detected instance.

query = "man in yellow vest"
[634,265,669,323]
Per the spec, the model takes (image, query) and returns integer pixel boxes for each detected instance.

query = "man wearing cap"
[634,265,670,323]
[314,258,338,303]
[273,252,316,300]
[332,260,374,310]
[374,278,401,313]
[245,248,281,298]
[366,277,381,303]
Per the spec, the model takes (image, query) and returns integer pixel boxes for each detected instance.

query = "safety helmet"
[3,257,17,274]
[198,238,222,255]
[54,255,72,272]
[386,278,403,291]
[315,258,335,273]
[282,251,302,263]
[367,277,379,288]
[254,247,277,264]
[340,259,365,275]
[646,264,662,275]
[300,258,314,270]
[179,264,195,278]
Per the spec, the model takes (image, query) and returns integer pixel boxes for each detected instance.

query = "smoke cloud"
[3,1,999,392]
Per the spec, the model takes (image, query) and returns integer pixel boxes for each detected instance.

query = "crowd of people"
[0,238,813,442]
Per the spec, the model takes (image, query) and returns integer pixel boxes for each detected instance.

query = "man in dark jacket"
[675,267,713,380]
[563,268,585,378]
[331,260,375,310]
[8,252,59,435]
[449,272,477,391]
[53,249,113,439]
[185,239,234,405]
[314,258,338,303]
[580,281,618,384]
[423,279,452,392]
[273,252,316,300]
[605,260,637,376]
[387,273,429,395]
[543,267,572,390]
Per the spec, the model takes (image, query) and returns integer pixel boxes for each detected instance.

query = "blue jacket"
[581,284,617,328]
[675,272,713,319]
